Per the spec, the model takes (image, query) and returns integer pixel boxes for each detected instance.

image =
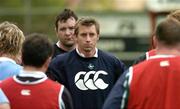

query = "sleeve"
[0,103,10,109]
[114,58,127,82]
[59,86,73,109]
[132,54,146,65]
[0,88,9,104]
[46,56,66,85]
[103,67,133,109]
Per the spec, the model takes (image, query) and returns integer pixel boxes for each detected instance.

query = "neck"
[0,53,16,61]
[78,48,96,58]
[58,42,75,51]
[23,66,46,73]
[156,46,180,56]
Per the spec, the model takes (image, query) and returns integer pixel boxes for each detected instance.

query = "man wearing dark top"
[47,17,126,109]
[53,8,78,58]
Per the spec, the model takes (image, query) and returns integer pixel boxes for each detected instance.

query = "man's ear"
[97,34,100,41]
[55,27,57,31]
[153,35,157,48]
[55,27,58,33]
[55,27,59,39]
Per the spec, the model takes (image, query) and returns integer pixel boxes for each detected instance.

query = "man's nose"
[86,35,91,42]
[65,29,72,35]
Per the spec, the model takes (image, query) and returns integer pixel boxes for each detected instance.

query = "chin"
[66,42,75,47]
[84,48,92,52]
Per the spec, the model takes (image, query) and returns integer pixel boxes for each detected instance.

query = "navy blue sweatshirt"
[47,49,126,109]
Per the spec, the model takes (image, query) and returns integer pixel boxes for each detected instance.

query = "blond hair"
[167,10,180,22]
[74,17,100,35]
[0,21,25,56]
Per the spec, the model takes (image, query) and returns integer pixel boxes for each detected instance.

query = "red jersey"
[127,55,180,109]
[0,74,63,109]
[145,49,156,60]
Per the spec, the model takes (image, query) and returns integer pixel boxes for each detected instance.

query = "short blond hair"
[167,10,180,22]
[0,21,25,56]
[74,17,100,35]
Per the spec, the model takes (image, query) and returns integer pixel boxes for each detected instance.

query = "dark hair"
[156,18,180,46]
[74,17,100,35]
[55,8,78,29]
[22,33,53,67]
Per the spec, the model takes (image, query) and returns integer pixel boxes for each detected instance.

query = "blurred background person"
[0,33,73,109]
[53,8,78,58]
[0,21,25,81]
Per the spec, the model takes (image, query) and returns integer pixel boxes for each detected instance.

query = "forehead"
[58,17,76,27]
[78,25,97,32]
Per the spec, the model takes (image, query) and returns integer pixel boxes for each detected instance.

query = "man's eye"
[80,33,87,37]
[90,33,95,37]
[60,28,66,31]
[69,27,74,30]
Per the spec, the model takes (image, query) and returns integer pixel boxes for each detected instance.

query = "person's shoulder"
[98,49,120,60]
[133,53,146,65]
[46,78,63,87]
[14,64,23,73]
[132,56,161,73]
[1,62,22,73]
[98,49,116,58]
[0,77,14,85]
[52,49,76,62]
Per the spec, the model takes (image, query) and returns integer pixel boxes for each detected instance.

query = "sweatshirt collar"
[76,48,98,58]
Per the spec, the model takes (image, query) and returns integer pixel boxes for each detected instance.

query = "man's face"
[56,17,76,48]
[75,25,99,53]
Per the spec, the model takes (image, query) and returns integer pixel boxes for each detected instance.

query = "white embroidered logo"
[21,89,31,96]
[74,70,109,90]
[160,60,170,67]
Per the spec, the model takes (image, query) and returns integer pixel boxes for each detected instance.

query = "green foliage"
[0,0,65,7]
[31,0,65,7]
[0,0,23,7]
[76,0,114,11]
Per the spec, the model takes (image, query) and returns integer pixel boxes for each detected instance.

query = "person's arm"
[0,89,9,104]
[0,104,10,109]
[0,89,10,109]
[59,86,73,109]
[103,67,133,109]
[114,57,127,82]
[46,56,66,84]
[132,54,146,65]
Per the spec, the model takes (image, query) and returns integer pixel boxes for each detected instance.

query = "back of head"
[22,33,53,68]
[155,17,180,46]
[55,8,78,29]
[0,21,25,56]
[74,17,100,35]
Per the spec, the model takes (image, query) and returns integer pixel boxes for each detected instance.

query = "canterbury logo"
[74,70,109,90]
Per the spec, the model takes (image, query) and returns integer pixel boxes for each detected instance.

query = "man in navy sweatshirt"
[47,17,126,109]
